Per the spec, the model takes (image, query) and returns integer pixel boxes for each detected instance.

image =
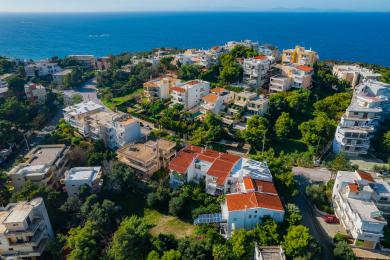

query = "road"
[293,166,332,183]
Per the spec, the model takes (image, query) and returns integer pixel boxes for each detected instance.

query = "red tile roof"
[186,80,201,86]
[202,93,218,104]
[348,183,360,192]
[254,55,267,60]
[297,65,313,72]
[211,87,227,94]
[253,180,278,194]
[171,86,186,93]
[226,192,284,212]
[169,150,197,174]
[357,170,374,182]
[243,177,255,191]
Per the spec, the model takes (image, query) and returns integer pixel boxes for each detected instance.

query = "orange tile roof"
[357,170,374,182]
[254,55,267,60]
[297,65,314,72]
[253,180,278,194]
[169,150,198,174]
[243,177,255,191]
[202,93,218,104]
[119,118,137,125]
[171,86,186,93]
[211,87,227,94]
[186,80,200,86]
[226,192,284,212]
[348,183,360,192]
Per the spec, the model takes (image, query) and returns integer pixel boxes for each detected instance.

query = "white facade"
[171,80,210,110]
[24,61,62,77]
[0,74,12,98]
[7,145,70,190]
[143,76,182,102]
[333,65,382,88]
[270,76,291,92]
[24,83,47,104]
[243,56,272,88]
[333,80,390,155]
[333,170,387,249]
[63,167,103,196]
[0,198,54,258]
[52,69,72,87]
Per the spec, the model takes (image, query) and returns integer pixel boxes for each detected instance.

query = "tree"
[0,57,15,74]
[177,237,212,259]
[178,64,202,81]
[212,244,232,260]
[168,196,185,216]
[242,115,268,149]
[383,130,390,151]
[255,218,280,246]
[282,225,312,258]
[314,92,352,120]
[0,120,21,147]
[191,114,224,146]
[0,170,11,206]
[230,45,259,58]
[71,94,83,104]
[229,229,254,259]
[333,241,356,260]
[330,153,355,174]
[107,216,151,260]
[6,75,25,98]
[274,112,294,139]
[65,221,101,260]
[285,203,302,226]
[161,250,181,260]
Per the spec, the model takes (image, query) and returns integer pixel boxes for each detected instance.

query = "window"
[248,215,252,218]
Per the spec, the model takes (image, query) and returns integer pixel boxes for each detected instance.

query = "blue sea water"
[0,12,389,67]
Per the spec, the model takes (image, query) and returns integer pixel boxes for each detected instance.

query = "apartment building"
[282,45,318,66]
[143,76,182,102]
[117,139,176,177]
[169,145,273,195]
[333,170,388,249]
[224,40,260,52]
[200,88,233,115]
[64,102,142,150]
[0,198,54,258]
[269,64,314,92]
[170,80,210,110]
[242,56,273,88]
[67,55,96,68]
[24,83,47,104]
[7,144,70,190]
[333,65,382,88]
[24,61,63,77]
[0,74,12,98]
[63,167,103,196]
[333,80,390,155]
[254,245,286,260]
[52,69,72,87]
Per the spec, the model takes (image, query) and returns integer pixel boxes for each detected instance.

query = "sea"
[0,12,389,67]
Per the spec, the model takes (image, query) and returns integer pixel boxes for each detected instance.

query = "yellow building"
[282,45,318,66]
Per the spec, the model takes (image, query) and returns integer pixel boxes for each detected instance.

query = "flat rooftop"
[53,69,72,76]
[346,196,386,223]
[28,145,67,166]
[65,167,101,181]
[117,141,158,162]
[63,101,103,116]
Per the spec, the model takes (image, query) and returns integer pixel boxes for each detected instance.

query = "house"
[143,76,182,102]
[170,80,210,110]
[333,65,382,88]
[7,144,70,190]
[95,56,112,70]
[64,102,142,150]
[333,80,390,155]
[169,146,273,195]
[269,64,314,92]
[0,198,54,258]
[67,55,96,68]
[116,139,176,177]
[24,83,47,104]
[24,61,62,77]
[333,170,388,249]
[63,167,103,196]
[52,69,72,87]
[282,45,318,66]
[243,56,273,88]
[200,93,224,115]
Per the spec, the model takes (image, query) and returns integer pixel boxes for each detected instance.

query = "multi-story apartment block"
[333,65,382,88]
[243,56,273,88]
[117,139,176,177]
[64,102,142,150]
[52,69,72,87]
[0,198,54,258]
[269,64,314,92]
[24,61,63,77]
[245,95,270,118]
[143,76,182,102]
[269,76,291,92]
[63,167,103,196]
[224,40,260,52]
[24,83,47,104]
[0,74,12,98]
[200,88,234,115]
[7,144,70,190]
[170,80,210,110]
[282,45,318,66]
[67,55,96,68]
[333,80,390,155]
[333,170,388,249]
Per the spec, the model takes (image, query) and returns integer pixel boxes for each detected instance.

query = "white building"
[243,56,273,88]
[224,40,260,52]
[333,80,390,155]
[7,144,70,190]
[67,55,96,68]
[64,102,142,150]
[200,88,233,115]
[24,61,63,77]
[333,170,387,249]
[333,65,382,88]
[63,167,103,196]
[170,80,210,110]
[0,74,12,98]
[52,69,72,87]
[0,198,54,258]
[24,83,47,104]
[269,64,314,92]
[143,76,182,102]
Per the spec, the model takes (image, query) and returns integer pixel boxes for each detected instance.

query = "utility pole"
[261,131,266,156]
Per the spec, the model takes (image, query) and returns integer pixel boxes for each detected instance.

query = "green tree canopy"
[242,115,268,150]
[274,112,295,139]
[281,225,312,258]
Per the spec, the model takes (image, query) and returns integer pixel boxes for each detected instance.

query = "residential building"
[143,76,181,102]
[170,80,210,110]
[95,56,112,70]
[63,167,103,196]
[24,83,47,104]
[243,56,273,88]
[245,95,270,118]
[282,45,318,66]
[7,144,70,190]
[224,40,260,52]
[52,69,72,87]
[270,64,314,92]
[0,198,54,258]
[0,74,12,98]
[254,244,286,260]
[24,61,63,77]
[333,170,388,249]
[64,102,142,149]
[117,139,176,177]
[269,76,291,92]
[333,65,382,88]
[169,145,273,195]
[67,55,96,68]
[333,80,390,155]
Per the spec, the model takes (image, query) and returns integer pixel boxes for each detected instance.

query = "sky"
[0,0,389,12]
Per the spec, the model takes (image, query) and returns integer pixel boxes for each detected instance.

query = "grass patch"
[102,88,143,110]
[144,209,195,239]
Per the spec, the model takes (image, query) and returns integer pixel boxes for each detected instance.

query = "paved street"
[292,166,332,183]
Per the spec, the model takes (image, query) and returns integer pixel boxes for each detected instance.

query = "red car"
[322,215,340,224]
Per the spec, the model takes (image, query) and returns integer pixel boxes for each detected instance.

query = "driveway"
[293,166,332,183]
